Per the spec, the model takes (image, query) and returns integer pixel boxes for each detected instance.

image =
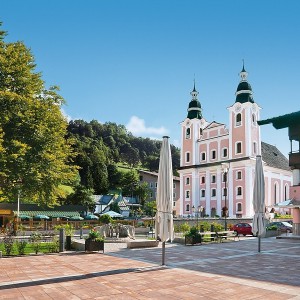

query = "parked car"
[267,221,293,233]
[232,223,253,236]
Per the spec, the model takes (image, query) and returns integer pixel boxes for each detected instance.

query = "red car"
[232,223,253,236]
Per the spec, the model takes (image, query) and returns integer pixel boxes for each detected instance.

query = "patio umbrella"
[19,215,31,220]
[34,214,50,220]
[252,155,266,252]
[69,216,84,221]
[155,136,174,265]
[85,214,99,220]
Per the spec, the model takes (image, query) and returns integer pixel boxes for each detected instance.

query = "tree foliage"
[0,23,78,205]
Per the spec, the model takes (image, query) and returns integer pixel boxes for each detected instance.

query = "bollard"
[80,227,83,239]
[59,228,65,252]
[0,251,2,258]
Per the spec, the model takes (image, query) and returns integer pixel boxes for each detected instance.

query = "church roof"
[261,142,290,171]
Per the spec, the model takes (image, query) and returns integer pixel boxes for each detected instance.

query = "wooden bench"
[127,240,159,249]
[215,231,239,243]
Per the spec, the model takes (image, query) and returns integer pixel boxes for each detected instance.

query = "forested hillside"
[67,120,180,195]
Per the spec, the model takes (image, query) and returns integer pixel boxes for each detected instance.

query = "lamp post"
[222,165,228,231]
[14,179,23,233]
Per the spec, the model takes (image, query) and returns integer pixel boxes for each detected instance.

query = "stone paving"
[0,237,300,299]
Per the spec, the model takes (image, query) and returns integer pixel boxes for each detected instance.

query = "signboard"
[0,209,12,215]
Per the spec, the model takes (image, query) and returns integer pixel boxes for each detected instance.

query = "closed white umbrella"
[155,136,174,265]
[252,155,266,252]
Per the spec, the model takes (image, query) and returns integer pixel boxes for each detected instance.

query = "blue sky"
[1,0,300,157]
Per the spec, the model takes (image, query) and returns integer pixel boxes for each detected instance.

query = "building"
[138,170,180,216]
[178,65,292,218]
[258,110,300,235]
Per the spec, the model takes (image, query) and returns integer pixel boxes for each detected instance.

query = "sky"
[1,0,300,157]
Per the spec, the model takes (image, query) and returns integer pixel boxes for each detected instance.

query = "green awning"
[13,211,80,218]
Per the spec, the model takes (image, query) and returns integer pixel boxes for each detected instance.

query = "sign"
[0,209,12,215]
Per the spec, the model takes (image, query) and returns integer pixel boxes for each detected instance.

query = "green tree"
[0,23,77,205]
[65,184,95,212]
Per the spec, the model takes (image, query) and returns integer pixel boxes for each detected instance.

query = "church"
[178,65,292,218]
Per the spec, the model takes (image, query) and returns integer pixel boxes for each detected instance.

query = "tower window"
[237,186,242,196]
[222,148,228,158]
[236,171,242,180]
[223,188,227,196]
[186,128,190,139]
[185,177,190,185]
[186,204,190,212]
[236,142,242,154]
[201,176,205,184]
[252,113,256,125]
[236,113,242,126]
[186,190,190,198]
[237,203,242,212]
[186,152,190,162]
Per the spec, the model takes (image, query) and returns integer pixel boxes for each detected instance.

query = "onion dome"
[187,81,202,119]
[235,63,254,103]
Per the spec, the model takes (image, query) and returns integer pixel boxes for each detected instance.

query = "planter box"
[185,235,202,245]
[85,239,104,253]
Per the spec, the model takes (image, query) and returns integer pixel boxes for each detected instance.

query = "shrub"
[29,232,42,254]
[99,214,112,224]
[15,240,27,255]
[267,225,278,231]
[87,228,104,242]
[180,222,191,234]
[3,233,14,256]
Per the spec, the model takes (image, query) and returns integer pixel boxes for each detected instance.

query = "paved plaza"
[0,237,300,299]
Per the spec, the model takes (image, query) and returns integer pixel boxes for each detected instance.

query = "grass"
[0,241,59,256]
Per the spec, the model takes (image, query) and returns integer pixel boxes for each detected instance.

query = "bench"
[127,240,159,249]
[215,231,239,243]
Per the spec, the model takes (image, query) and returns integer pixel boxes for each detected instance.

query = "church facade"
[178,66,292,218]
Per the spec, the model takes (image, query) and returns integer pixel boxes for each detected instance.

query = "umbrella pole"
[162,241,165,266]
[258,236,261,252]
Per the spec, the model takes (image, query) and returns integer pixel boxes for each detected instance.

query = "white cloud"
[61,108,72,122]
[126,116,169,137]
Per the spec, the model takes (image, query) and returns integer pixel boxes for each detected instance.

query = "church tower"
[228,64,261,160]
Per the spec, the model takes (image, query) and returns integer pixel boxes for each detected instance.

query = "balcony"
[289,152,300,169]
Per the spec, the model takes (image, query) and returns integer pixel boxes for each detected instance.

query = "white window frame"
[236,186,243,197]
[236,202,242,212]
[236,171,242,180]
[211,149,217,160]
[236,113,242,127]
[211,174,216,183]
[200,189,205,198]
[186,152,190,163]
[222,147,228,158]
[235,141,242,154]
[201,152,206,161]
[211,188,216,197]
[186,190,190,199]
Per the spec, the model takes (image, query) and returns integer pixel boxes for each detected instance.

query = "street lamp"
[221,164,228,230]
[193,205,203,229]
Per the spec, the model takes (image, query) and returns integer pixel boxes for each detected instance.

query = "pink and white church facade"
[178,66,292,218]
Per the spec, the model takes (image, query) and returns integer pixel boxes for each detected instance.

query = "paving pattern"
[0,237,300,299]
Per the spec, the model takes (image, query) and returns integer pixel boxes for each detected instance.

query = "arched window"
[237,203,242,212]
[237,186,242,196]
[186,152,190,163]
[274,182,279,204]
[285,184,289,201]
[236,113,242,126]
[186,128,190,139]
[185,177,190,185]
[252,113,256,124]
[236,142,242,154]
[186,204,190,212]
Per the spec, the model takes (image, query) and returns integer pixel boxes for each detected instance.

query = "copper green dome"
[235,64,254,103]
[187,82,202,119]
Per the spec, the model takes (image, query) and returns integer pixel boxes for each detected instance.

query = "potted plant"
[85,228,104,252]
[185,226,202,245]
